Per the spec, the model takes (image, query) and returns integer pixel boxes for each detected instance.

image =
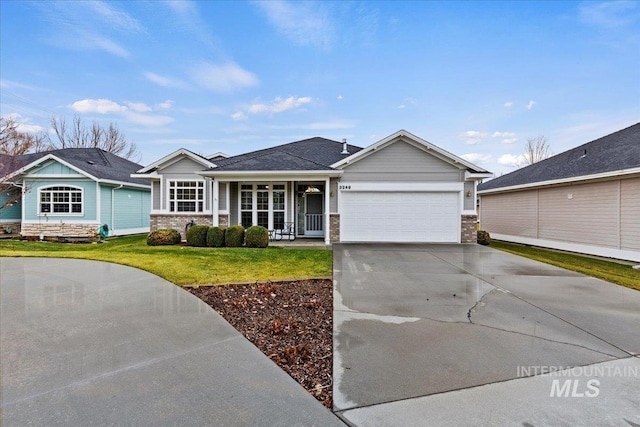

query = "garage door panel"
[341,191,459,243]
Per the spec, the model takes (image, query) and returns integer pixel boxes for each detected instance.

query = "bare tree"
[520,135,551,166]
[48,115,139,160]
[0,116,49,155]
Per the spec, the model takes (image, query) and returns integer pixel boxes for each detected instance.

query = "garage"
[340,191,460,242]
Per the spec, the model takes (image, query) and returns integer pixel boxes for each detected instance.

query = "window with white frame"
[239,183,286,229]
[169,180,204,212]
[39,186,83,214]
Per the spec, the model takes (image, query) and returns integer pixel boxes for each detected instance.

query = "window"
[39,186,83,214]
[239,183,287,230]
[169,181,204,212]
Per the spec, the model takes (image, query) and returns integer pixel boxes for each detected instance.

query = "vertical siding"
[113,188,150,229]
[621,177,640,251]
[538,181,619,248]
[341,140,464,182]
[152,181,160,210]
[33,162,77,175]
[480,191,538,237]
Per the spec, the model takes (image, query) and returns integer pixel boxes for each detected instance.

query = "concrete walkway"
[1,257,343,427]
[333,244,640,426]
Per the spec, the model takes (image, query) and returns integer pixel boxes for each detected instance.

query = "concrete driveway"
[333,244,640,426]
[1,257,343,427]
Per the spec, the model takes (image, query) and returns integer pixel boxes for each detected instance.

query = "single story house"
[133,130,492,244]
[0,148,151,240]
[478,123,640,262]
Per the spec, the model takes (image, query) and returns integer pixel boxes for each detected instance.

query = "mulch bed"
[187,279,333,408]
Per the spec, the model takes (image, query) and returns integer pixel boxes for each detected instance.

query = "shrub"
[245,225,269,248]
[477,230,491,246]
[186,224,209,247]
[147,228,181,246]
[225,225,245,247]
[207,226,226,247]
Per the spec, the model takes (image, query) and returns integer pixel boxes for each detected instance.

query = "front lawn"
[491,241,640,291]
[0,235,332,286]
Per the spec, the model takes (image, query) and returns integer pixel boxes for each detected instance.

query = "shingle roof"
[2,148,149,186]
[478,123,640,192]
[210,137,363,171]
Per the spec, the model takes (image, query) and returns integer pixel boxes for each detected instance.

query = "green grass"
[491,240,640,291]
[0,235,332,286]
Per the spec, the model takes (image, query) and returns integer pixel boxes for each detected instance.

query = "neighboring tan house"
[0,148,151,240]
[478,123,640,262]
[133,130,492,244]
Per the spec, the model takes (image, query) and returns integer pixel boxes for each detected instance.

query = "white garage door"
[340,192,460,242]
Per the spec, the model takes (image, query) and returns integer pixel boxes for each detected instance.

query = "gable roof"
[206,137,363,172]
[478,123,640,193]
[331,129,491,174]
[2,148,149,187]
[135,148,216,174]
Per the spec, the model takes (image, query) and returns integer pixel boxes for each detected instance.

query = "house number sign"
[338,185,352,190]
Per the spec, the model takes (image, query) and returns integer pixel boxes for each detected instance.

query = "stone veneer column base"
[329,214,340,243]
[151,214,213,241]
[461,215,478,243]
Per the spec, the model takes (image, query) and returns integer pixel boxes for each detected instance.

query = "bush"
[186,224,209,247]
[147,228,181,246]
[207,226,226,247]
[225,225,245,247]
[477,230,491,246]
[245,225,269,248]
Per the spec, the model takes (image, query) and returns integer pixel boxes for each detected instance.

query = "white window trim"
[237,182,287,230]
[38,185,84,216]
[166,179,207,214]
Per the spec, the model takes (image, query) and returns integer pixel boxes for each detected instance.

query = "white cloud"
[3,113,46,133]
[396,104,406,109]
[460,130,490,145]
[255,1,334,49]
[231,111,248,121]
[83,33,130,58]
[191,62,259,92]
[526,100,536,110]
[248,96,312,114]
[126,102,152,113]
[70,99,127,114]
[90,1,145,33]
[504,101,513,107]
[461,153,493,165]
[144,72,189,89]
[579,1,638,29]
[337,95,343,100]
[492,131,515,138]
[156,100,175,110]
[498,153,526,167]
[502,137,518,144]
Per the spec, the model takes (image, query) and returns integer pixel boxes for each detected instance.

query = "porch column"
[212,178,219,226]
[324,177,330,245]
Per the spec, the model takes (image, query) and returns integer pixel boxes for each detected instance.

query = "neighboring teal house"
[0,148,150,240]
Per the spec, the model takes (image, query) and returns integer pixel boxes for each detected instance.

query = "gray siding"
[463,181,475,211]
[159,157,207,174]
[218,182,227,211]
[480,190,538,237]
[341,141,464,182]
[330,178,339,213]
[229,182,238,225]
[621,177,640,251]
[152,181,160,210]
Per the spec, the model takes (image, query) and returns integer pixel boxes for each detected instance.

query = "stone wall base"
[151,214,213,241]
[329,214,340,243]
[22,223,98,242]
[1,221,21,236]
[461,215,478,243]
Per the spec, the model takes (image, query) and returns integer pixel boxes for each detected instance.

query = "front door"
[304,193,324,236]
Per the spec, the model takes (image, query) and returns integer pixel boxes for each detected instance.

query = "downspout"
[111,185,124,235]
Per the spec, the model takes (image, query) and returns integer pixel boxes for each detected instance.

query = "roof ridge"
[278,148,336,168]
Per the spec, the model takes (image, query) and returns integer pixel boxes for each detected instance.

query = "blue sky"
[1,1,638,174]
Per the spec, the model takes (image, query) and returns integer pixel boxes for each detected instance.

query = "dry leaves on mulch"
[187,279,333,408]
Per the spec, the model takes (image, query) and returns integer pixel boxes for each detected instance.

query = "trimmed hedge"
[186,224,209,247]
[207,226,226,247]
[245,225,269,248]
[147,228,181,246]
[225,225,245,247]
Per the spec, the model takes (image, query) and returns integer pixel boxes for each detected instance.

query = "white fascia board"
[98,179,151,190]
[136,148,216,173]
[130,172,161,179]
[465,171,494,180]
[478,167,640,195]
[197,170,343,181]
[11,155,98,182]
[331,129,489,173]
[338,182,464,192]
